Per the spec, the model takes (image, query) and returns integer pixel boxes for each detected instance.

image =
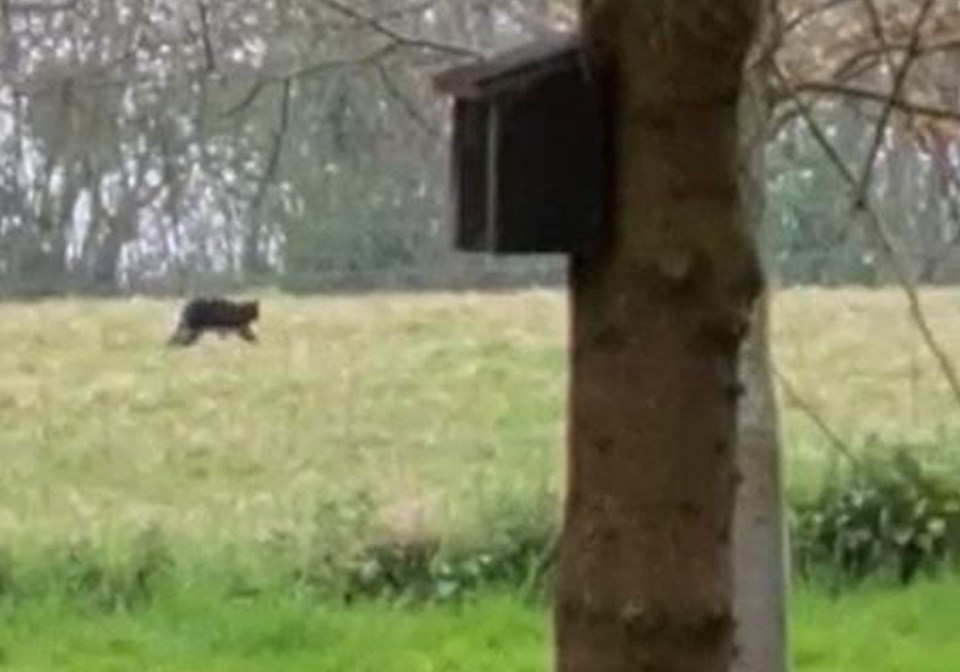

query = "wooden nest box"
[433,33,606,254]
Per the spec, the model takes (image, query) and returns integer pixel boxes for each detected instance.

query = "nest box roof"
[433,32,582,100]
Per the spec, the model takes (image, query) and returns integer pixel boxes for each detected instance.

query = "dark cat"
[167,297,259,347]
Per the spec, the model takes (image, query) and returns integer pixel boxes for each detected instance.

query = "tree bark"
[732,48,789,672]
[733,297,789,672]
[556,1,764,671]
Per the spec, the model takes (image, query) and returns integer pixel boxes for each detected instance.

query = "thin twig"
[780,0,858,37]
[775,68,858,178]
[319,0,478,58]
[774,63,960,412]
[222,79,267,118]
[196,0,216,74]
[288,43,401,80]
[853,0,937,209]
[222,44,401,117]
[773,366,860,466]
[375,0,440,23]
[375,63,441,138]
[857,0,896,77]
[832,36,960,83]
[789,81,960,125]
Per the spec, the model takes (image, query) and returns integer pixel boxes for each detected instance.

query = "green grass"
[792,580,960,671]
[0,592,547,671]
[2,581,960,671]
[2,288,960,667]
[0,292,565,549]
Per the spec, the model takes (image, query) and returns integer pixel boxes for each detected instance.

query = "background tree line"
[1,0,959,297]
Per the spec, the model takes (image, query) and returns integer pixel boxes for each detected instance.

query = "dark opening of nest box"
[433,33,607,255]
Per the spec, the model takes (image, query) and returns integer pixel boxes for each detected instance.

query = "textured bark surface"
[556,1,764,671]
[733,297,788,672]
[732,49,789,672]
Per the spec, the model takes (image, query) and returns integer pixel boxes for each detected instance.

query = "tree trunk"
[733,51,789,672]
[733,297,789,672]
[556,1,764,671]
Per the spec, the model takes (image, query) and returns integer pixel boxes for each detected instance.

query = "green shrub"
[792,447,960,587]
[340,490,558,605]
[8,525,173,611]
[4,450,960,609]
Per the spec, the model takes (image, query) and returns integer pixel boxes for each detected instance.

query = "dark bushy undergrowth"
[1,525,173,611]
[791,445,960,588]
[3,446,959,610]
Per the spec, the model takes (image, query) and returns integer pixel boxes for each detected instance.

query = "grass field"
[2,582,960,671]
[2,287,960,668]
[0,291,566,549]
[2,288,959,548]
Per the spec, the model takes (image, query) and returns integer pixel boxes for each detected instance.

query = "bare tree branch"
[788,81,960,124]
[222,44,401,118]
[780,0,858,37]
[288,43,402,79]
[196,0,216,74]
[318,0,478,58]
[773,366,860,466]
[222,79,267,118]
[853,0,937,209]
[375,63,441,138]
[774,62,960,412]
[375,0,441,23]
[857,0,896,76]
[832,35,960,83]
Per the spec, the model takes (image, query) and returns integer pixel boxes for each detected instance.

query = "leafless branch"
[774,63,960,412]
[222,44,399,118]
[832,35,960,84]
[374,0,440,23]
[773,366,860,466]
[871,35,960,59]
[196,0,216,74]
[788,81,960,124]
[853,0,937,209]
[375,63,441,138]
[318,0,478,59]
[222,79,267,118]
[780,0,858,37]
[857,0,896,75]
[289,43,401,79]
